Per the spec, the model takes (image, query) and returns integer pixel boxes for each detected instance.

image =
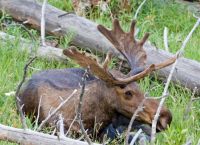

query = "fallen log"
[0,31,67,62]
[0,0,200,94]
[0,124,100,145]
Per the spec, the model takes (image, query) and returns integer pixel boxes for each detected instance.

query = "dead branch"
[134,0,147,19]
[0,123,100,145]
[57,114,66,139]
[77,69,92,145]
[163,27,169,52]
[34,95,43,130]
[66,116,77,136]
[15,57,36,129]
[37,89,77,131]
[125,99,145,145]
[192,97,200,101]
[41,0,47,46]
[130,129,143,145]
[151,18,200,144]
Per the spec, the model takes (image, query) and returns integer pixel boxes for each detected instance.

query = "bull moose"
[19,19,175,141]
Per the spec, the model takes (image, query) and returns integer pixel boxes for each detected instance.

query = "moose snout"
[139,99,172,131]
[156,108,172,131]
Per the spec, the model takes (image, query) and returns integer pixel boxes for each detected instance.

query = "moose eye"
[124,91,133,100]
[125,91,132,96]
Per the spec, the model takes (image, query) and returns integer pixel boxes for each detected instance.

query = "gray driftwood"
[0,124,100,145]
[0,0,200,94]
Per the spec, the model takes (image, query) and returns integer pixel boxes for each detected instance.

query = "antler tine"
[98,25,120,48]
[113,19,124,34]
[117,64,155,83]
[129,20,137,39]
[102,52,112,70]
[154,56,177,70]
[138,33,150,46]
[114,56,177,84]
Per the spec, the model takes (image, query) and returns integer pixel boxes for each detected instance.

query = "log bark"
[0,124,100,145]
[0,0,200,94]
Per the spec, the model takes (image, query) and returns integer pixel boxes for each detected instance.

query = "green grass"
[0,0,200,144]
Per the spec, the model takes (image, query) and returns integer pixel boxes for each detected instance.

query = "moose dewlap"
[19,19,175,139]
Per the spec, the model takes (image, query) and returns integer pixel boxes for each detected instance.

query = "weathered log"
[0,124,100,145]
[0,0,200,94]
[0,31,67,62]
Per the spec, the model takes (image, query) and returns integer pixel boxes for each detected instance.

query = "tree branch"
[77,69,92,145]
[125,99,145,145]
[15,57,36,129]
[150,18,200,144]
[41,0,47,46]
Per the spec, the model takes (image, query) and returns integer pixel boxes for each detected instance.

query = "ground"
[0,0,200,144]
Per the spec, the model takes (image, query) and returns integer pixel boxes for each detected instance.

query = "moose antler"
[63,47,119,86]
[97,19,176,75]
[97,19,176,72]
[63,19,176,86]
[64,47,157,86]
[98,19,148,70]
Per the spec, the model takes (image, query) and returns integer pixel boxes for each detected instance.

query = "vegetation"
[0,0,200,144]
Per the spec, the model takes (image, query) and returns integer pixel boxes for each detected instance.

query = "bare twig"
[125,99,145,145]
[77,69,92,145]
[192,97,200,101]
[183,87,197,120]
[34,95,43,130]
[51,27,62,33]
[37,89,77,131]
[134,0,147,19]
[57,114,66,139]
[130,129,143,145]
[51,127,56,135]
[41,0,47,46]
[163,27,169,52]
[151,18,200,144]
[108,6,114,21]
[5,91,15,96]
[65,116,77,136]
[15,57,36,129]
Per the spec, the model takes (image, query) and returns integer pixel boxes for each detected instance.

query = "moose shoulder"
[19,19,175,138]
